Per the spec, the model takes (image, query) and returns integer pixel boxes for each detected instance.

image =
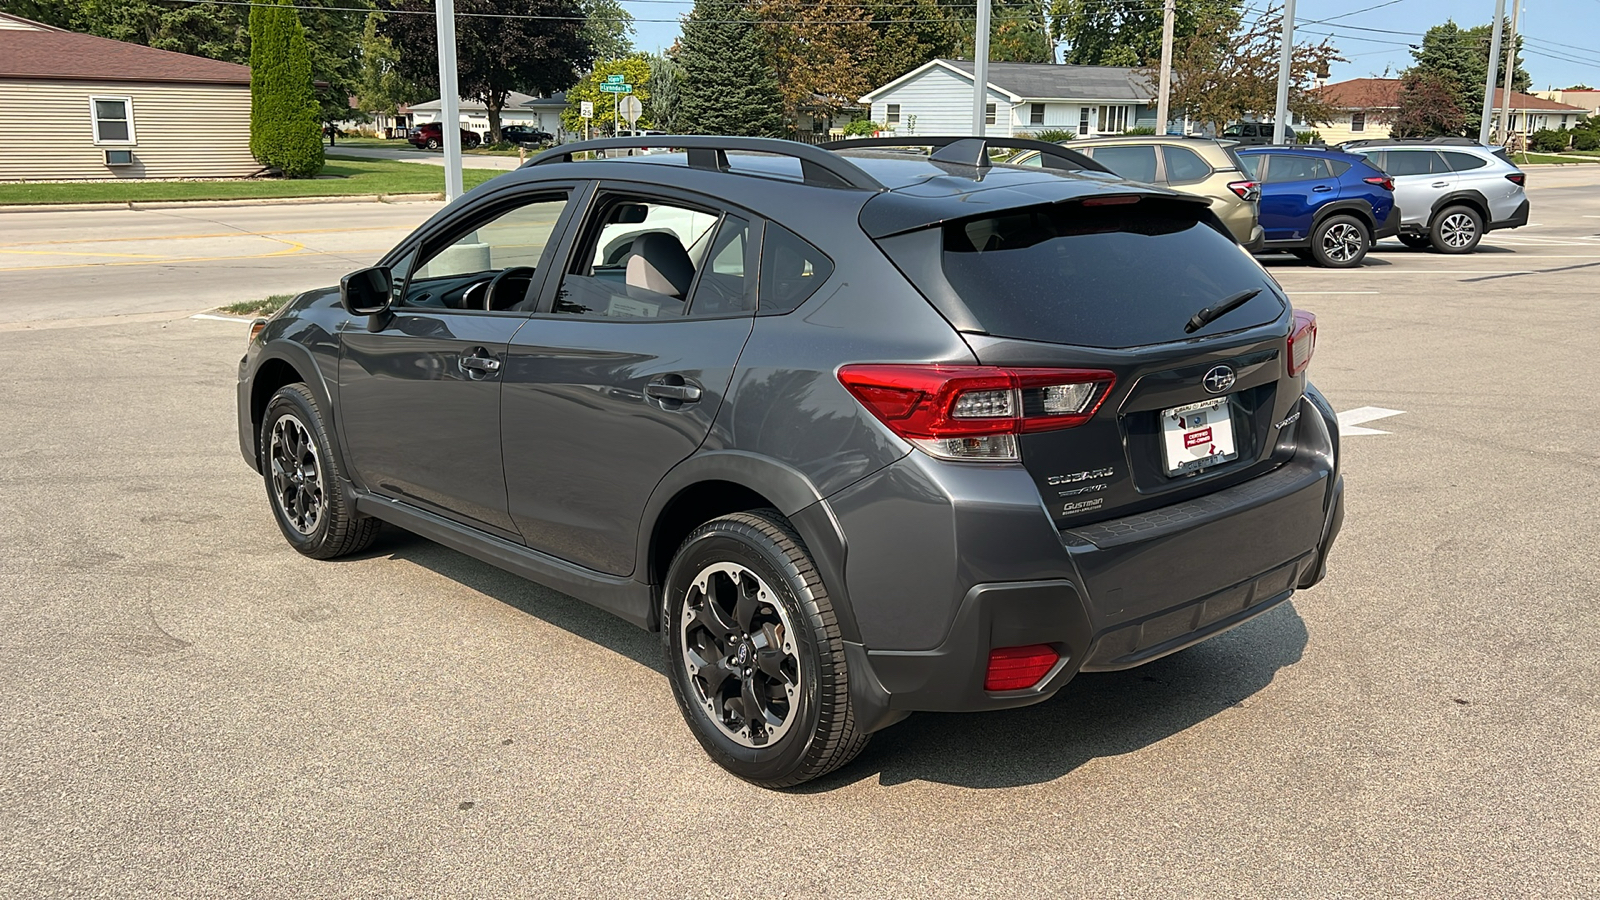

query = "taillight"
[1506,172,1526,186]
[1287,310,1317,377]
[1227,180,1259,200]
[1363,175,1394,191]
[836,365,1115,462]
[985,644,1060,691]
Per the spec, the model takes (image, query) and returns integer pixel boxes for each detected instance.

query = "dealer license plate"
[1160,397,1238,476]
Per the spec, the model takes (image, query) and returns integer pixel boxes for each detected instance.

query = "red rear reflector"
[985,644,1060,691]
[1227,180,1259,199]
[1081,195,1142,207]
[1288,309,1317,377]
[1506,173,1526,186]
[1363,175,1394,191]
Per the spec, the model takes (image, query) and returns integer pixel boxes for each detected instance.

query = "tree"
[249,0,324,177]
[579,0,635,60]
[646,52,685,133]
[1465,21,1529,94]
[353,13,429,118]
[758,0,876,128]
[1155,5,1343,134]
[1390,71,1465,137]
[378,0,593,143]
[2,0,250,61]
[989,0,1052,63]
[292,1,374,133]
[677,0,785,136]
[563,55,653,134]
[1055,0,1239,67]
[1407,21,1491,129]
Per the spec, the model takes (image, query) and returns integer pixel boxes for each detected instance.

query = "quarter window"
[404,193,571,312]
[91,97,134,144]
[1162,145,1211,183]
[758,224,833,316]
[1440,150,1489,171]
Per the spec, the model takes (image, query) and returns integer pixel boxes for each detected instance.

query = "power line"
[153,0,1063,24]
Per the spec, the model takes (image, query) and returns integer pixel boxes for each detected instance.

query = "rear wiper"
[1185,288,1262,334]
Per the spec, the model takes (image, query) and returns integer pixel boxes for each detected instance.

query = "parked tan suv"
[1008,136,1264,250]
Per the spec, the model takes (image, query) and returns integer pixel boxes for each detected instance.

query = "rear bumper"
[1490,198,1530,231]
[830,387,1343,722]
[1374,203,1401,239]
[1242,224,1266,253]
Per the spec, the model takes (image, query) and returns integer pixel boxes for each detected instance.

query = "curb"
[0,192,444,213]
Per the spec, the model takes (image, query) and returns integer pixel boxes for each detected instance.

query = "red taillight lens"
[985,644,1060,691]
[1363,175,1394,191]
[1227,180,1259,200]
[1287,310,1317,377]
[1506,172,1526,186]
[837,365,1115,461]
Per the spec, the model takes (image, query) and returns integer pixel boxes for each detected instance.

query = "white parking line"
[1287,291,1379,295]
[1338,407,1405,436]
[189,313,253,323]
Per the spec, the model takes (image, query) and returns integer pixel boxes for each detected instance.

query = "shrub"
[248,0,324,178]
[1296,130,1323,144]
[1123,125,1157,135]
[842,119,881,137]
[1573,130,1600,151]
[1030,128,1076,143]
[1530,128,1569,152]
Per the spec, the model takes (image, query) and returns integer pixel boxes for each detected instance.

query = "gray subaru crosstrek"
[237,136,1345,787]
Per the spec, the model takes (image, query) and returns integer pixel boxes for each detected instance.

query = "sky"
[618,0,1600,92]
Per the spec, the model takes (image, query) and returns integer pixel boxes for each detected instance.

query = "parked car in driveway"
[499,125,553,146]
[1235,146,1398,267]
[406,122,481,150]
[237,135,1344,788]
[1007,135,1264,250]
[1220,122,1299,145]
[1341,139,1529,253]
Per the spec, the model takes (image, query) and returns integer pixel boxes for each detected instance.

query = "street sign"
[619,95,642,128]
[580,100,594,118]
[598,83,632,94]
[605,74,625,84]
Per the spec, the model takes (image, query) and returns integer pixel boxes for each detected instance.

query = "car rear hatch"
[869,190,1315,531]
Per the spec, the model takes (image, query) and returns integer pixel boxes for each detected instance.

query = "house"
[410,93,569,140]
[1532,89,1600,119]
[0,12,256,181]
[1315,78,1587,144]
[858,59,1157,139]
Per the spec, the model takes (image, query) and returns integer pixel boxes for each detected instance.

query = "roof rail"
[523,135,885,190]
[1341,136,1481,148]
[818,136,1110,174]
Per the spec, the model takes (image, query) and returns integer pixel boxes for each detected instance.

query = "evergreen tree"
[1406,21,1486,128]
[678,0,785,137]
[250,0,324,177]
[646,53,684,134]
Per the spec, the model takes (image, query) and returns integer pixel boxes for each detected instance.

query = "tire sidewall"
[1312,214,1369,268]
[663,525,824,783]
[1431,205,1483,254]
[260,387,335,553]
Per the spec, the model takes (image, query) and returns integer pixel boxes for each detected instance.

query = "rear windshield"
[935,201,1286,348]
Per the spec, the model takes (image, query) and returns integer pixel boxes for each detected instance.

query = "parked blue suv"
[1235,146,1399,268]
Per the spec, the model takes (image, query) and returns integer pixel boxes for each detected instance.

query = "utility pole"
[1271,0,1297,144]
[1496,0,1521,146]
[972,0,992,136]
[1478,0,1506,145]
[1156,0,1176,135]
[435,0,463,201]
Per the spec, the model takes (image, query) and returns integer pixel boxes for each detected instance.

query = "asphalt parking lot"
[2,168,1597,897]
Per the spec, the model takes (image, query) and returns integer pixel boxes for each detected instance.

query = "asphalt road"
[1,168,1597,897]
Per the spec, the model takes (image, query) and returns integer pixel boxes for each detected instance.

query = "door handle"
[459,348,501,378]
[645,375,703,404]
[1312,185,1333,192]
[1431,181,1450,188]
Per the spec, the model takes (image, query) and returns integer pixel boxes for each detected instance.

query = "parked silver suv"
[1341,139,1529,253]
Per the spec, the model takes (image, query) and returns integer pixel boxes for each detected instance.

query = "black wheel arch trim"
[246,340,347,479]
[1310,200,1377,234]
[1428,190,1490,223]
[636,450,865,642]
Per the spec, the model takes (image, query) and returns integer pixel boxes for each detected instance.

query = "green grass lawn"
[0,157,503,205]
[1515,153,1600,164]
[218,294,295,317]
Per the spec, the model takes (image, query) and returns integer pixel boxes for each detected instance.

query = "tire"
[1309,214,1369,268]
[464,136,481,149]
[1430,205,1483,254]
[1398,234,1432,250]
[424,137,440,150]
[259,384,380,560]
[663,510,868,788]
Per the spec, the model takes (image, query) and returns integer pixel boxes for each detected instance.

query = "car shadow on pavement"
[804,602,1309,791]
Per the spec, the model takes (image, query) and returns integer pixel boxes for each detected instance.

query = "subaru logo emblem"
[1202,365,1236,394]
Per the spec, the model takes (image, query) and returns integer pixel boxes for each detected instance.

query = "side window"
[1327,158,1351,176]
[1162,145,1211,184]
[1093,145,1158,183]
[553,194,721,319]
[1384,150,1441,176]
[91,97,134,144]
[688,215,756,316]
[1264,154,1327,182]
[758,224,833,316]
[1010,151,1044,168]
[1441,150,1488,172]
[404,193,570,311]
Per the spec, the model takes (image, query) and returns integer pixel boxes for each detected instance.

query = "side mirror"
[341,266,392,316]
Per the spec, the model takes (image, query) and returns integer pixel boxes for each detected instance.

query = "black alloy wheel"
[663,510,868,787]
[260,384,380,559]
[1310,214,1369,268]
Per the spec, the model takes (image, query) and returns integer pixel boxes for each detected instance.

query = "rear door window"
[1263,154,1329,182]
[1162,145,1212,183]
[1092,145,1159,183]
[1385,150,1445,176]
[931,199,1285,348]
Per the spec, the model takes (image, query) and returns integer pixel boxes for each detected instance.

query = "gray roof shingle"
[938,59,1153,102]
